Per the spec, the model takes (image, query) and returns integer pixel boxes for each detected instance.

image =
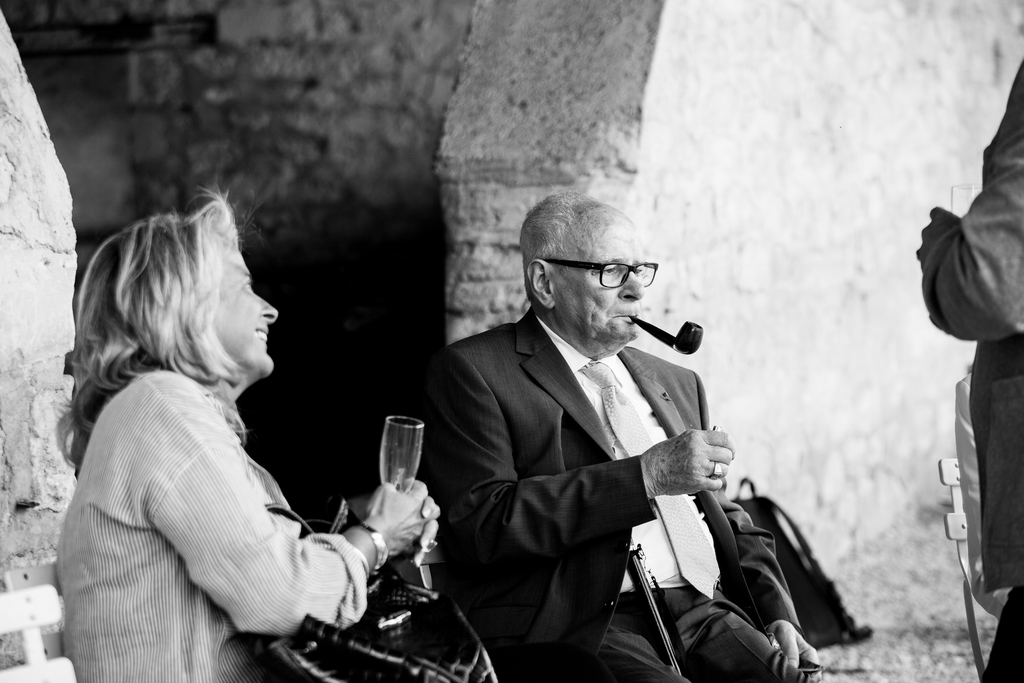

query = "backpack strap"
[754,494,872,641]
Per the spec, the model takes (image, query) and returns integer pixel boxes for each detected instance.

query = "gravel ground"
[815,502,997,683]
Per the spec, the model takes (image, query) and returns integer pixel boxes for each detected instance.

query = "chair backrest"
[0,657,76,683]
[5,564,60,595]
[3,564,65,661]
[938,458,985,682]
[0,584,76,683]
[939,459,967,538]
[953,375,1009,619]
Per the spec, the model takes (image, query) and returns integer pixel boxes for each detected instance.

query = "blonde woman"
[56,193,439,682]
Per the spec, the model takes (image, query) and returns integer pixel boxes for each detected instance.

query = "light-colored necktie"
[581,360,720,598]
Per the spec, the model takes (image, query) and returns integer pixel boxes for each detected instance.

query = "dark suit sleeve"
[920,59,1024,341]
[422,344,655,564]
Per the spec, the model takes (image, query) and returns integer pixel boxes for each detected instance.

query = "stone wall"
[437,0,664,340]
[0,0,476,513]
[439,0,1024,569]
[0,11,76,667]
[0,0,473,271]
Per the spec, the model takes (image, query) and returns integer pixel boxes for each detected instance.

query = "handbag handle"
[266,497,352,538]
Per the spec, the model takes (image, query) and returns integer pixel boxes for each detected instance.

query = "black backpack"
[733,478,873,648]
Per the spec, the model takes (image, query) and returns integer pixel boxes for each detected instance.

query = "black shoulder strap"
[752,493,870,639]
[696,490,767,633]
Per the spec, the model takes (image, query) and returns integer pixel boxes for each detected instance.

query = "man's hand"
[767,620,822,682]
[639,429,735,497]
[917,207,961,268]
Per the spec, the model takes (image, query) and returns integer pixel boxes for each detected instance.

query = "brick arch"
[436,0,665,342]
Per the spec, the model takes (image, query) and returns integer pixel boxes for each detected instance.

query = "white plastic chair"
[0,582,75,682]
[954,375,1009,620]
[4,564,65,662]
[939,458,985,681]
[5,564,60,595]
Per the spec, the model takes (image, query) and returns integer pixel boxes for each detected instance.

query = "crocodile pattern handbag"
[254,502,497,683]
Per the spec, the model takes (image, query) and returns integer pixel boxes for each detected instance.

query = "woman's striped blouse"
[57,371,369,682]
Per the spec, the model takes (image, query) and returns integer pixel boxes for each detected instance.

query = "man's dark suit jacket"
[421,310,799,652]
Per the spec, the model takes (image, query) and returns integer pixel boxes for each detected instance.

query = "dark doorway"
[238,235,445,520]
[19,47,449,520]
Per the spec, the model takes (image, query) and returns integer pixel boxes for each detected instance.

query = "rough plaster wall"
[439,0,1024,568]
[0,10,76,666]
[622,0,1024,569]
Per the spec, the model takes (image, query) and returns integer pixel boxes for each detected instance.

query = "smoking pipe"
[629,316,703,355]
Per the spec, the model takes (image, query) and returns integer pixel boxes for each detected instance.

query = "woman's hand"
[362,480,440,559]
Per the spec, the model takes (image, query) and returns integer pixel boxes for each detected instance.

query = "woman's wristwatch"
[359,522,389,572]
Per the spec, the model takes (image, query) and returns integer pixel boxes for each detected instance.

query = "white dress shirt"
[536,318,714,592]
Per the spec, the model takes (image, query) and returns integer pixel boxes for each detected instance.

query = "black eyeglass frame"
[541,258,659,288]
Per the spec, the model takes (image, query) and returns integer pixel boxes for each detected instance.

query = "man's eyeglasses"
[542,259,659,288]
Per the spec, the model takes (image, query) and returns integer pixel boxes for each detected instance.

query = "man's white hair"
[519,190,626,303]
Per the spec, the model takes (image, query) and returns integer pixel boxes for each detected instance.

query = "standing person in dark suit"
[919,58,1024,683]
[422,190,820,682]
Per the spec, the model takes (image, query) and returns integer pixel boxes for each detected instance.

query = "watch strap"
[359,522,389,572]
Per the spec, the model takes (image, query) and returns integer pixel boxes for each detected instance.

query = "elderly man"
[422,191,819,682]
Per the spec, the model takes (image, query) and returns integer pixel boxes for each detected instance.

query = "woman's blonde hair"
[59,192,248,468]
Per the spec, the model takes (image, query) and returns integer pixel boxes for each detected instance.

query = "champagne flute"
[379,416,424,492]
[951,184,982,217]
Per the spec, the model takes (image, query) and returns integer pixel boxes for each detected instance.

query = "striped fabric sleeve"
[142,383,369,635]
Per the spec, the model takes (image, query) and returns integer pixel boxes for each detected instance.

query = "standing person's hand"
[917,207,961,267]
[639,429,736,497]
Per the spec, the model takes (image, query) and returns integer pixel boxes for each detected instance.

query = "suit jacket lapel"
[516,312,615,459]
